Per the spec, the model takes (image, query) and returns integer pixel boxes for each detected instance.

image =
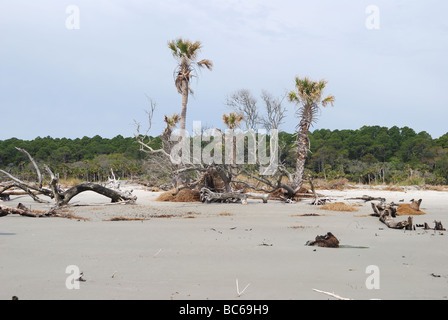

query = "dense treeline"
[300,126,447,185]
[0,135,161,183]
[1,126,447,185]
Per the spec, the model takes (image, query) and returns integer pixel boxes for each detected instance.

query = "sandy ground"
[1,184,447,300]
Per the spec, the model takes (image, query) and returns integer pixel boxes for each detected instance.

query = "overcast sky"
[1,0,447,140]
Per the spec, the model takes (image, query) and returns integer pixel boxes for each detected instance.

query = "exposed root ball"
[320,202,358,212]
[155,188,200,202]
[306,232,340,248]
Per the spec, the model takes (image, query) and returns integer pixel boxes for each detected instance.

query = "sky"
[1,0,447,140]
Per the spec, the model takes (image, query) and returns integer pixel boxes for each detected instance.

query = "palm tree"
[168,38,213,132]
[162,113,181,153]
[288,76,335,191]
[162,113,181,136]
[222,112,244,179]
[222,112,244,130]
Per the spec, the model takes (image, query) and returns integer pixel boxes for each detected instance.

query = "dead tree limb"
[15,147,43,189]
[1,149,137,208]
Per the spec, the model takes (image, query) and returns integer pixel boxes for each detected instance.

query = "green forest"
[1,125,447,186]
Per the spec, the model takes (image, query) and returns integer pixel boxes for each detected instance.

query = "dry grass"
[155,188,200,202]
[424,185,448,191]
[383,185,405,192]
[149,214,176,218]
[396,204,426,216]
[104,216,149,221]
[313,178,348,190]
[320,202,358,212]
[59,178,84,188]
[58,213,91,221]
[217,212,234,216]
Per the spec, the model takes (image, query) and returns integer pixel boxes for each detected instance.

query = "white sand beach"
[1,185,447,300]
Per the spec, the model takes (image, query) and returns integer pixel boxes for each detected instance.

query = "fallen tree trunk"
[347,195,386,203]
[0,204,48,218]
[200,188,248,204]
[370,200,444,231]
[244,192,269,203]
[56,182,136,206]
[372,202,410,229]
[199,188,270,204]
[0,148,137,208]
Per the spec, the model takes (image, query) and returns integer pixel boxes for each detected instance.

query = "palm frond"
[197,59,213,70]
[322,95,335,107]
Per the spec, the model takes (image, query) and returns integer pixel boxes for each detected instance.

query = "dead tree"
[370,199,445,231]
[0,148,136,210]
[371,202,410,229]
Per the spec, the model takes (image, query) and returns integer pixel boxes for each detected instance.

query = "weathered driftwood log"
[0,203,48,218]
[199,188,269,204]
[200,188,248,204]
[347,195,386,203]
[55,182,136,206]
[379,212,410,229]
[371,202,397,218]
[244,192,269,203]
[371,202,410,229]
[306,232,340,248]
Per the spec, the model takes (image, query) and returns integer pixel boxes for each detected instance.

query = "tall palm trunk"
[176,78,189,186]
[293,131,309,191]
[293,113,312,191]
[180,79,189,131]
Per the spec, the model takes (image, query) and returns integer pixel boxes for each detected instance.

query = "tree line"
[1,126,447,186]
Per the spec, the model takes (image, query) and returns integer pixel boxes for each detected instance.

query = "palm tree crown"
[222,112,244,130]
[288,76,335,133]
[168,38,213,94]
[168,38,213,131]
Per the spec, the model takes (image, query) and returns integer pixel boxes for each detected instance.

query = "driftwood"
[306,232,340,248]
[244,192,269,203]
[0,148,137,208]
[347,195,386,203]
[199,187,269,204]
[434,221,446,231]
[200,188,248,204]
[418,221,447,231]
[371,199,444,231]
[0,194,10,201]
[1,203,50,218]
[371,202,410,229]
